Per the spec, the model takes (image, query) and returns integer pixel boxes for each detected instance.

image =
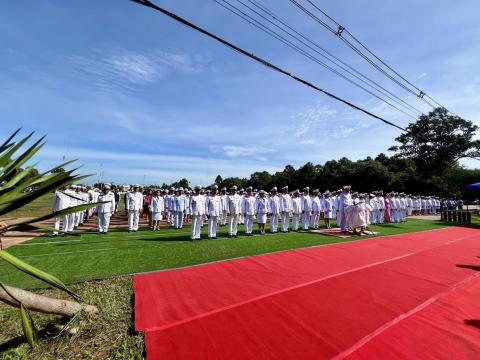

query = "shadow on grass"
[0,320,67,352]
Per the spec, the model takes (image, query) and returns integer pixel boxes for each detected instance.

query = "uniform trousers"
[391,209,398,223]
[270,213,279,233]
[74,212,81,227]
[310,212,320,229]
[292,214,300,231]
[301,212,311,230]
[377,210,384,224]
[98,212,111,232]
[229,214,239,236]
[237,213,244,225]
[221,211,228,226]
[67,214,75,232]
[128,210,140,231]
[191,215,203,239]
[175,211,184,229]
[53,216,70,234]
[338,210,348,232]
[169,211,175,225]
[208,216,218,238]
[245,215,254,234]
[281,212,290,232]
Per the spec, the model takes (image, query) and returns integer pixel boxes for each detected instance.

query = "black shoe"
[234,235,238,238]
[213,237,217,239]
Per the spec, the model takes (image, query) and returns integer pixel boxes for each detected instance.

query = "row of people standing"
[52,184,120,234]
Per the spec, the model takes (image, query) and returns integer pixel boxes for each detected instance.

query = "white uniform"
[150,196,165,221]
[279,193,292,232]
[97,193,115,233]
[243,195,256,235]
[126,191,143,231]
[220,193,229,226]
[190,194,206,240]
[238,193,245,225]
[52,190,71,234]
[255,197,269,224]
[227,194,242,236]
[269,195,281,233]
[310,196,321,229]
[301,194,311,230]
[173,194,188,229]
[206,195,221,238]
[338,191,353,232]
[291,197,302,231]
[323,197,334,219]
[376,196,385,224]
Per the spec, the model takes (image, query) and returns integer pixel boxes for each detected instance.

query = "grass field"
[0,193,54,219]
[1,219,452,290]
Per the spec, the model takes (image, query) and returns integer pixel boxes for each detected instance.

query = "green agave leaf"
[0,127,21,153]
[0,132,34,169]
[0,251,78,300]
[0,281,37,348]
[0,174,90,214]
[0,137,45,183]
[20,303,38,348]
[2,166,38,189]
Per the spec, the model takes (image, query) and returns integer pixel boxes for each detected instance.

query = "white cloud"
[211,145,273,159]
[66,48,212,93]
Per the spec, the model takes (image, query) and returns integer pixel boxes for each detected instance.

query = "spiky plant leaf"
[0,282,38,348]
[0,251,78,300]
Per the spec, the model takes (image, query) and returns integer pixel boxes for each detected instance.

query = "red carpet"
[134,227,480,359]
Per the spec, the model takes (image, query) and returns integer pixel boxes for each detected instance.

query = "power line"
[243,0,424,116]
[289,0,447,111]
[130,0,406,132]
[215,0,418,119]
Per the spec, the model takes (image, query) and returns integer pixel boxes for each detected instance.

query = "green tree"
[214,175,223,185]
[389,107,480,175]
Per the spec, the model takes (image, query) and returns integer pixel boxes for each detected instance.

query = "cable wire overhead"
[130,0,407,132]
[289,0,450,112]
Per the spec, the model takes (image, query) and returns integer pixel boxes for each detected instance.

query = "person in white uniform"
[126,184,143,232]
[338,186,353,233]
[190,185,206,240]
[150,190,165,231]
[243,186,256,236]
[238,188,245,225]
[255,190,269,235]
[291,190,302,231]
[227,185,242,238]
[220,187,229,226]
[206,185,221,239]
[323,191,334,229]
[268,187,280,233]
[52,186,71,235]
[301,187,312,231]
[310,189,321,230]
[97,185,115,234]
[173,187,188,229]
[279,186,292,232]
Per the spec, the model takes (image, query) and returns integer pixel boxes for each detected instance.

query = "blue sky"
[1,0,479,185]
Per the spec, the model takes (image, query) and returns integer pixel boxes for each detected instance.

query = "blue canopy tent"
[465,182,480,192]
